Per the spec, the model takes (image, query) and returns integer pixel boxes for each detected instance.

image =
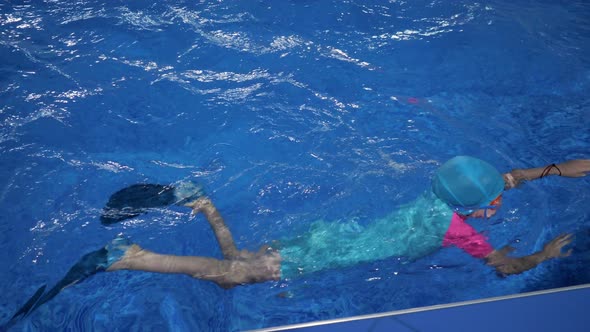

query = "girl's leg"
[107,244,232,286]
[186,198,240,259]
[107,244,281,288]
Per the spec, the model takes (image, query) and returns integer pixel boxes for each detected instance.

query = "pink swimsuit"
[442,213,494,258]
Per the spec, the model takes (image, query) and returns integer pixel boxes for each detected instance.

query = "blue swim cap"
[432,156,504,214]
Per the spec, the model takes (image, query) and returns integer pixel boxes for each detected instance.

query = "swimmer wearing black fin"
[3,181,204,329]
[3,248,108,331]
[6,158,590,326]
[100,181,204,224]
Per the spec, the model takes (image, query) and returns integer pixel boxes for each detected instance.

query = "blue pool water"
[1,0,589,331]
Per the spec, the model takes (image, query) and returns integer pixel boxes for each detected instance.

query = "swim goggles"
[450,194,502,216]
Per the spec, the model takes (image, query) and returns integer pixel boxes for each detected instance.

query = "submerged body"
[280,190,497,278]
[280,192,453,278]
[6,157,588,326]
[105,157,587,287]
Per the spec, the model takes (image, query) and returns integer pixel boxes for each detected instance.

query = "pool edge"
[247,283,590,331]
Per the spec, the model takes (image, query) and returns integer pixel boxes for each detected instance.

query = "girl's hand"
[542,233,573,259]
[485,233,573,276]
[557,159,590,178]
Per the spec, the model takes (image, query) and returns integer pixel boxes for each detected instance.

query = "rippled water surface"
[1,0,589,331]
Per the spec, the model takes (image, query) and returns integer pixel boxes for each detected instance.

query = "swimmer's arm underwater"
[484,233,573,276]
[503,159,590,189]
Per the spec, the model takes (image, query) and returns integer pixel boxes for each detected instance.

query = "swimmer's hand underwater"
[485,233,573,276]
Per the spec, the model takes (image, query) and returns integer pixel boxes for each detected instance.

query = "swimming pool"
[1,0,589,330]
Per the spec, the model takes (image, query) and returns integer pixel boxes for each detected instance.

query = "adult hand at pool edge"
[557,159,590,178]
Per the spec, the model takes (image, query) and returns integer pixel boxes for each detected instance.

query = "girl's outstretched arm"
[503,159,590,189]
[485,233,573,276]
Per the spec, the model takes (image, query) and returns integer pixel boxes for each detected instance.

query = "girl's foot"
[174,181,205,205]
[104,236,142,270]
[184,196,213,216]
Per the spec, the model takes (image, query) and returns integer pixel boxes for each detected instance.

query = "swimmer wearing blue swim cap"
[432,156,505,216]
[8,158,589,324]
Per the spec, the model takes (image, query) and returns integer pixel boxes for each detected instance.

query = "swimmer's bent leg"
[186,198,240,260]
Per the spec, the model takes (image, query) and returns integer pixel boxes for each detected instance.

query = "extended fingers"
[561,249,573,257]
[551,234,574,257]
[555,233,573,245]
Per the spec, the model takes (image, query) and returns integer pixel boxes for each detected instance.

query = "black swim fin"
[100,184,176,225]
[2,284,47,330]
[6,247,108,325]
[10,284,46,319]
